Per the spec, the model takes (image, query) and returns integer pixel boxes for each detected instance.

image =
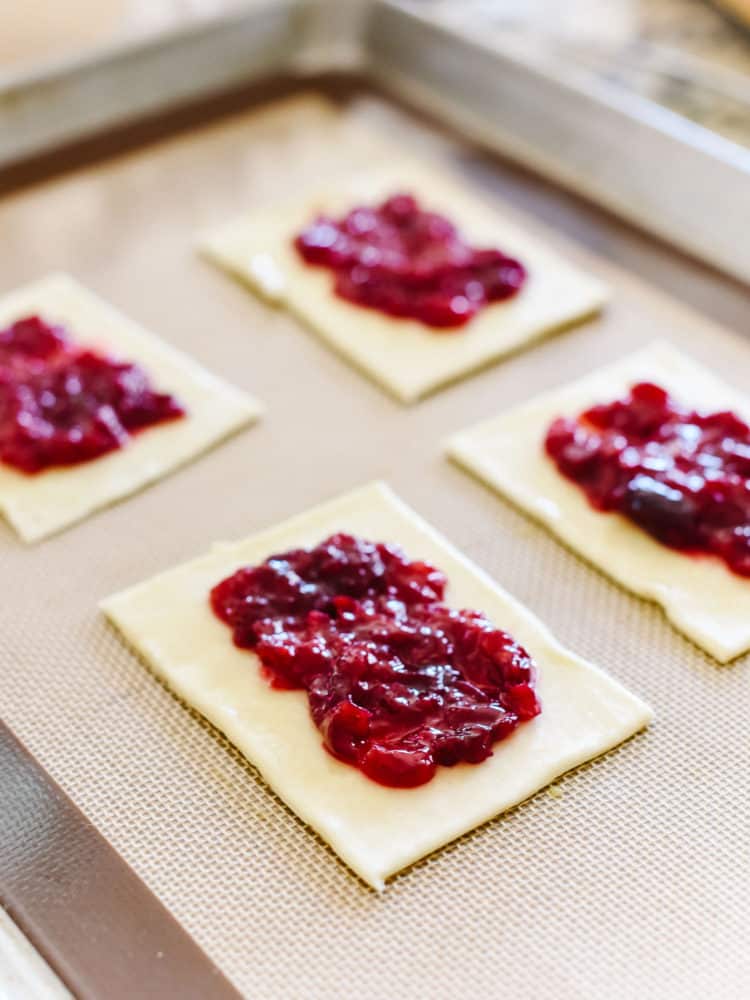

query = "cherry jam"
[210,534,540,788]
[545,381,750,576]
[0,316,184,474]
[295,193,526,329]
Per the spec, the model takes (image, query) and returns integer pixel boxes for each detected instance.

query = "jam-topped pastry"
[0,315,185,474]
[211,533,540,788]
[545,381,750,577]
[294,193,526,329]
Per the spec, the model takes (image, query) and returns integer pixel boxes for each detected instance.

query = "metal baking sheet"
[2,0,750,287]
[1,88,748,999]
[368,1,750,285]
[0,722,241,999]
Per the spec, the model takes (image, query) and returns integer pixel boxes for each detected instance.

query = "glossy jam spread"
[545,382,750,576]
[294,193,526,329]
[211,534,540,788]
[0,316,184,474]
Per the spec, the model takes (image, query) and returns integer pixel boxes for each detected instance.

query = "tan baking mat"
[1,92,749,999]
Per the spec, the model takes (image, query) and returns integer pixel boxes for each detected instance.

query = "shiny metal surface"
[1,0,749,287]
[0,0,303,166]
[0,723,242,1000]
[368,1,750,285]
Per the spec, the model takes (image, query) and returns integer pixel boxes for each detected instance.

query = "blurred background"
[426,0,750,147]
[4,0,750,148]
[1,1,245,72]
[2,0,749,294]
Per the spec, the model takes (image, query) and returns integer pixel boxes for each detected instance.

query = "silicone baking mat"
[1,90,748,999]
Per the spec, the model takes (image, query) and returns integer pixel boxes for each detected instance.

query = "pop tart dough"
[201,160,607,403]
[101,482,651,891]
[0,274,262,542]
[448,341,750,663]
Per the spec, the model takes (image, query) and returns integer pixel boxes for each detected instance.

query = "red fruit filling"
[210,534,540,788]
[545,381,750,577]
[294,193,526,329]
[0,315,185,474]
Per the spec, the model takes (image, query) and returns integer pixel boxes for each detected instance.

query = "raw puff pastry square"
[0,274,262,542]
[101,482,651,891]
[200,160,607,402]
[447,341,750,663]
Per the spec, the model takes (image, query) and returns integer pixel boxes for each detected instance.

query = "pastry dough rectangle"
[101,482,651,890]
[201,160,607,402]
[0,274,262,542]
[447,341,750,662]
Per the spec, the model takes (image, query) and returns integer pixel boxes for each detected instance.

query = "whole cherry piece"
[295,193,526,329]
[211,534,541,789]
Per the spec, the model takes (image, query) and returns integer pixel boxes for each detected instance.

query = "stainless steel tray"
[2,0,749,285]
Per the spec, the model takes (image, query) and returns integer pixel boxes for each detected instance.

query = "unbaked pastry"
[447,341,750,662]
[101,481,651,890]
[0,274,262,542]
[201,160,606,403]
